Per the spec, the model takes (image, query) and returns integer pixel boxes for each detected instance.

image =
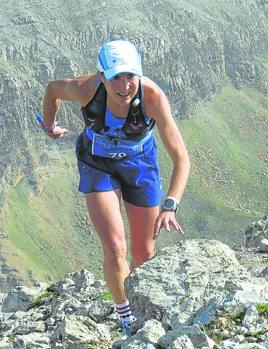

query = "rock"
[0,338,13,349]
[245,217,268,248]
[223,279,268,313]
[242,305,261,333]
[259,239,268,252]
[125,239,247,327]
[56,314,111,347]
[193,298,218,326]
[158,324,214,348]
[1,240,268,348]
[259,266,268,279]
[12,333,51,349]
[121,319,165,348]
[167,335,194,349]
[1,286,40,313]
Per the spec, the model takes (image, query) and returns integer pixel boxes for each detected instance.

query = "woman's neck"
[106,97,130,118]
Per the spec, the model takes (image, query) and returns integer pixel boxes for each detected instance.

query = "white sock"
[115,300,132,319]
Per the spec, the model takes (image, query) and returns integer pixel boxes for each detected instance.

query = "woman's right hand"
[46,123,68,138]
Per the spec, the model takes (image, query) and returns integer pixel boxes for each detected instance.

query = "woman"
[40,39,190,335]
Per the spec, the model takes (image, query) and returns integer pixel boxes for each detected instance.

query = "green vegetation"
[99,291,113,301]
[1,155,104,284]
[256,303,268,315]
[261,258,268,265]
[228,309,247,324]
[171,86,268,245]
[32,289,55,307]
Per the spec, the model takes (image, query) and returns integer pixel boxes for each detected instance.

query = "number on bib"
[109,152,127,159]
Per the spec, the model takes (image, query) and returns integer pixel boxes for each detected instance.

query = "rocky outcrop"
[244,215,268,249]
[234,216,268,279]
[0,269,115,349]
[1,0,268,288]
[1,239,268,348]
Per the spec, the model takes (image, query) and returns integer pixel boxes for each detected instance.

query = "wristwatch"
[162,197,179,212]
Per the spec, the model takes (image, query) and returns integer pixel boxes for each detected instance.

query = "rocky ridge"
[1,0,268,298]
[0,235,268,349]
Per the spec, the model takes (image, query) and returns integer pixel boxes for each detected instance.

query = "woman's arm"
[42,73,97,138]
[144,79,190,237]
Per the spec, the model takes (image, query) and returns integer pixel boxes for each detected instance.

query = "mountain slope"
[0,0,267,287]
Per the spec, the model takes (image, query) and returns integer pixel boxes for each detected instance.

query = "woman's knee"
[102,238,128,263]
[131,246,155,267]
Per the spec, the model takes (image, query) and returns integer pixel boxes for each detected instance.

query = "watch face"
[163,198,177,211]
[164,198,175,209]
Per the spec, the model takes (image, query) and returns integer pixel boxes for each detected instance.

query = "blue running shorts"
[77,140,162,207]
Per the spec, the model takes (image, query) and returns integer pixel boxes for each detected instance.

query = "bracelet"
[41,122,55,133]
[36,112,55,133]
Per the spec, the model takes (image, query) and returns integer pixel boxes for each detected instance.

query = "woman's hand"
[153,211,184,239]
[46,123,68,139]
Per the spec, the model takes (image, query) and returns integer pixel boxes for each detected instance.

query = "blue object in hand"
[36,112,43,125]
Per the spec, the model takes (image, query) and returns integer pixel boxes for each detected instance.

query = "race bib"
[92,133,143,159]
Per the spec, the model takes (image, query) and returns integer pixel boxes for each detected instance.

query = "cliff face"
[0,0,268,287]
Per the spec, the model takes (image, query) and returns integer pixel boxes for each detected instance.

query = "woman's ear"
[98,71,105,83]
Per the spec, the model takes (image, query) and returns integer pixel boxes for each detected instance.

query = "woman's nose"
[119,77,130,89]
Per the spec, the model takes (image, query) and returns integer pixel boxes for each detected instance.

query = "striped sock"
[115,300,132,319]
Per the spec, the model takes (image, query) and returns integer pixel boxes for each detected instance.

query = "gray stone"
[245,218,268,248]
[1,241,268,348]
[121,319,165,348]
[242,305,260,333]
[259,266,268,279]
[2,286,40,313]
[158,324,214,348]
[167,335,194,349]
[259,239,268,253]
[223,279,268,313]
[12,333,51,348]
[57,314,111,347]
[122,342,156,349]
[193,298,218,326]
[125,240,247,327]
[0,338,13,349]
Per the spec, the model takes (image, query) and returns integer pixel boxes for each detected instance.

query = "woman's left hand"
[153,211,184,239]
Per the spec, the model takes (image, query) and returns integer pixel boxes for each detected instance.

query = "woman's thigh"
[85,190,127,256]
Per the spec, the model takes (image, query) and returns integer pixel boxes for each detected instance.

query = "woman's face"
[100,72,139,108]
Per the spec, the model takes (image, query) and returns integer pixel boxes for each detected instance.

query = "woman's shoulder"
[142,77,166,114]
[142,76,160,91]
[73,73,99,105]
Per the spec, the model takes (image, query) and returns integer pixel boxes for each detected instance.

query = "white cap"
[97,40,143,80]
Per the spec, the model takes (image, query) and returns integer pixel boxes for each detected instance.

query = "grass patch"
[99,291,113,301]
[173,86,268,243]
[257,303,268,315]
[32,289,55,307]
[1,158,103,284]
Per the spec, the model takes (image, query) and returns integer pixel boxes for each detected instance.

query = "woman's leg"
[85,189,129,304]
[124,202,160,270]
